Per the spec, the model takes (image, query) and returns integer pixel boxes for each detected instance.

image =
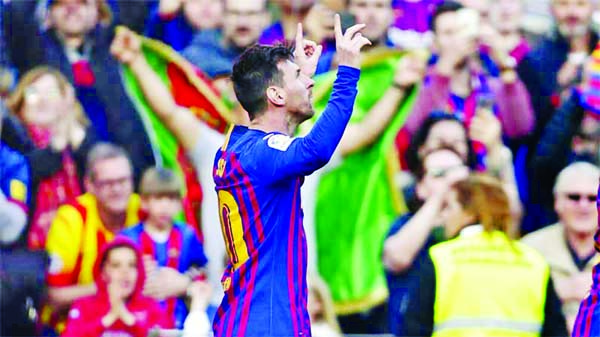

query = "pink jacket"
[403,66,535,139]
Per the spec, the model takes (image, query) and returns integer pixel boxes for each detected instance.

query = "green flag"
[312,49,417,314]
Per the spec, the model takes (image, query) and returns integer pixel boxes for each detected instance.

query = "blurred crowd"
[1,0,600,336]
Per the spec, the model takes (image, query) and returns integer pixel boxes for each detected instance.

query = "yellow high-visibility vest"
[430,229,549,337]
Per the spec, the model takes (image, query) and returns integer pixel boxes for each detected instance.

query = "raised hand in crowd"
[110,26,144,67]
[558,34,589,89]
[49,86,86,152]
[469,108,502,153]
[393,52,427,89]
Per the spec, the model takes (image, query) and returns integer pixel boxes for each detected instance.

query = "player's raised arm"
[255,15,371,182]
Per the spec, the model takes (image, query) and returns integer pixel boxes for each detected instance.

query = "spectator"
[111,26,231,306]
[388,0,442,50]
[62,238,171,337]
[529,0,597,107]
[479,0,554,140]
[44,143,141,334]
[4,0,155,182]
[403,112,522,224]
[384,147,469,335]
[262,0,351,74]
[402,174,568,337]
[182,0,269,79]
[260,0,315,44]
[119,167,210,329]
[522,162,600,333]
[402,1,535,141]
[530,52,600,227]
[6,66,96,250]
[308,274,343,337]
[145,0,224,51]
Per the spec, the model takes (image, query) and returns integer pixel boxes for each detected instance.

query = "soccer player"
[212,15,370,337]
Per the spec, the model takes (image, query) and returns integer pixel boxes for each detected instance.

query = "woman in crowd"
[402,174,567,337]
[6,66,96,249]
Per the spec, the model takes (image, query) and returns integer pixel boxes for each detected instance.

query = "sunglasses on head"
[565,193,597,202]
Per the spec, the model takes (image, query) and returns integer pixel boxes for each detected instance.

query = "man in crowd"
[182,0,269,79]
[402,1,535,140]
[44,143,141,334]
[529,0,597,109]
[523,162,600,333]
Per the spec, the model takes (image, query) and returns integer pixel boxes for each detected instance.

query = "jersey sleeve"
[251,66,360,183]
[46,204,84,287]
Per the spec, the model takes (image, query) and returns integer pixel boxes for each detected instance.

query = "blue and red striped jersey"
[212,66,359,337]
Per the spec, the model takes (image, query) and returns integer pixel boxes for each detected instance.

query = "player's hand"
[393,53,427,88]
[110,26,143,66]
[294,23,323,78]
[334,13,371,69]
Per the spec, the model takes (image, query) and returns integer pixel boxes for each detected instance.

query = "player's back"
[212,125,311,337]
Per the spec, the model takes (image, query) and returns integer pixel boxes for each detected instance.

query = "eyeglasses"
[565,193,597,203]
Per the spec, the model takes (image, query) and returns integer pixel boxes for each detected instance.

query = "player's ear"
[266,86,285,107]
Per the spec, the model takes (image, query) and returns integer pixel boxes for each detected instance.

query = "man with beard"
[212,16,370,336]
[529,0,597,108]
[181,0,269,79]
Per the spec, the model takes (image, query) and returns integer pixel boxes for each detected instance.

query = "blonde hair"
[307,274,341,333]
[6,66,88,127]
[452,174,513,236]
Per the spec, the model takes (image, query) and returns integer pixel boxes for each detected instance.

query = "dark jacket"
[529,91,587,227]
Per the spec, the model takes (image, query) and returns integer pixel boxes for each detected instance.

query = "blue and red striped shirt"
[212,66,359,337]
[572,185,600,336]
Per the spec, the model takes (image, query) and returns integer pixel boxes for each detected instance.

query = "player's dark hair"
[231,44,294,120]
[429,1,463,32]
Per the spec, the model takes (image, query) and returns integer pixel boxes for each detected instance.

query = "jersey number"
[218,190,249,269]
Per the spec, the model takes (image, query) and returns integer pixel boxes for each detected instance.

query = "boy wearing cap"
[119,167,209,329]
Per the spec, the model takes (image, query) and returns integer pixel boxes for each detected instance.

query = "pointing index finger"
[334,13,342,42]
[295,23,304,57]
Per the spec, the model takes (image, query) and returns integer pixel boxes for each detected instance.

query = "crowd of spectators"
[1,0,600,336]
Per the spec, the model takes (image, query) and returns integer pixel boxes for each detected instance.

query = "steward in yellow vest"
[402,175,568,337]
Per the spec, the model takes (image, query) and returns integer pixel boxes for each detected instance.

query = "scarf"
[27,125,82,250]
